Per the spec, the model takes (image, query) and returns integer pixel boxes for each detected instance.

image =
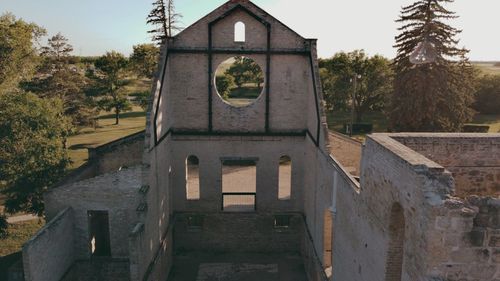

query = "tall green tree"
[21,33,94,128]
[390,0,476,132]
[88,51,131,125]
[130,43,159,78]
[319,51,393,121]
[0,91,70,217]
[147,0,182,45]
[225,56,262,89]
[0,13,46,92]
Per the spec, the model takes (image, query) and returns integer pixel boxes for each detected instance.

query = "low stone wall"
[89,130,145,175]
[392,133,500,197]
[173,212,303,253]
[22,208,74,281]
[54,130,145,187]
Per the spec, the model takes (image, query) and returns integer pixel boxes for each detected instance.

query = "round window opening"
[215,56,264,107]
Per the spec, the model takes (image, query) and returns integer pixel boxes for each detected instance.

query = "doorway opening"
[88,210,111,257]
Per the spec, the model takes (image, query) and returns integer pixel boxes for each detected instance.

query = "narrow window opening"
[278,156,292,200]
[385,203,405,281]
[186,155,200,200]
[222,159,256,212]
[88,210,111,257]
[234,21,246,42]
[323,209,333,270]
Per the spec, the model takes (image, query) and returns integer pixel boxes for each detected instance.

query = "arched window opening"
[385,203,405,281]
[278,156,292,200]
[186,155,200,200]
[234,21,246,42]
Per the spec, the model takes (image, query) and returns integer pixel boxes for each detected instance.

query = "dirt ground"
[327,132,362,176]
[168,251,307,281]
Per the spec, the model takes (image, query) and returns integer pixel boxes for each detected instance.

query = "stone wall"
[89,130,145,175]
[22,208,75,281]
[44,167,142,260]
[333,134,453,281]
[393,133,500,197]
[426,196,500,280]
[173,212,303,252]
[331,133,500,281]
[168,135,306,213]
[56,131,145,187]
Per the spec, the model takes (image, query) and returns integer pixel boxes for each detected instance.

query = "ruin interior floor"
[167,251,308,281]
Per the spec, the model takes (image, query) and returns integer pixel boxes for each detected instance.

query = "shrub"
[343,123,373,134]
[473,75,500,114]
[462,125,490,133]
[0,215,8,238]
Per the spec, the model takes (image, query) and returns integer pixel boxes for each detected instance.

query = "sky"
[1,0,499,60]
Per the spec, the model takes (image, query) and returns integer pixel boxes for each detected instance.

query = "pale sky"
[1,0,499,60]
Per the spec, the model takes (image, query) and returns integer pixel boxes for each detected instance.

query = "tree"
[390,0,476,132]
[473,75,500,114]
[20,33,94,128]
[0,13,46,92]
[130,44,160,78]
[319,51,393,121]
[216,74,235,99]
[0,91,70,217]
[225,56,262,89]
[88,51,131,125]
[40,32,73,69]
[147,0,182,44]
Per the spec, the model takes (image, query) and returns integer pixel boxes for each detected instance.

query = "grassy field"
[0,219,45,257]
[327,111,500,137]
[473,62,500,76]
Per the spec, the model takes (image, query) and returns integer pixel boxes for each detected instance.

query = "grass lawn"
[327,111,500,138]
[0,219,45,257]
[68,107,146,169]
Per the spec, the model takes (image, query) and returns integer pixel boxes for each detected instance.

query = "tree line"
[320,0,499,132]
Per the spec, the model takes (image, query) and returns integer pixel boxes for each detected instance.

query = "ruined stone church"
[20,1,500,281]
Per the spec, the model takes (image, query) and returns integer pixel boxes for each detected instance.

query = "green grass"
[327,111,500,138]
[473,62,500,76]
[0,219,45,257]
[68,106,146,169]
[228,86,262,99]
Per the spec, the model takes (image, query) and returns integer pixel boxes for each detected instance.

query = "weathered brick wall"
[89,130,145,174]
[168,135,305,213]
[44,167,142,260]
[426,196,500,280]
[173,213,303,252]
[393,133,500,197]
[23,208,75,281]
[333,134,455,281]
[145,1,329,280]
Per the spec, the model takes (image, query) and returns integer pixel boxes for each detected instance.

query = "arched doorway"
[385,203,405,281]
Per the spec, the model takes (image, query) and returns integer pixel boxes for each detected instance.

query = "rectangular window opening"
[88,210,111,257]
[222,159,257,212]
[278,156,292,200]
[186,156,200,200]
